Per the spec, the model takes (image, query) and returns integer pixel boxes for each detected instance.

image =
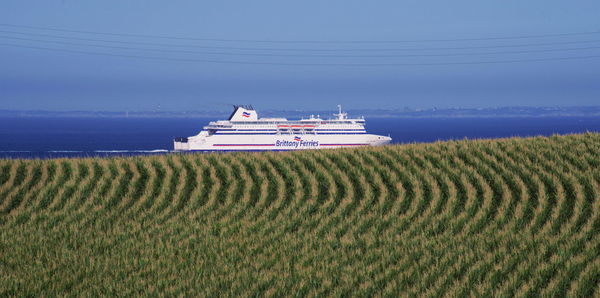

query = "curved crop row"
[0,133,599,296]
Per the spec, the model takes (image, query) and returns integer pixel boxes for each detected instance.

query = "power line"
[2,34,600,58]
[2,42,600,66]
[2,29,600,52]
[1,23,600,43]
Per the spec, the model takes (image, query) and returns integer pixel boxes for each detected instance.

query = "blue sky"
[1,0,599,111]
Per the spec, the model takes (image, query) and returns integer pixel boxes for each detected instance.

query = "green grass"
[0,133,599,296]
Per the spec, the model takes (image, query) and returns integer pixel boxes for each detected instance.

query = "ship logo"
[294,136,301,141]
[242,112,251,118]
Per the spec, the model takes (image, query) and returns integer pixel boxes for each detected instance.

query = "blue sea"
[1,116,599,159]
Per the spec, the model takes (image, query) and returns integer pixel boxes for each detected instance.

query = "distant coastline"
[1,106,599,119]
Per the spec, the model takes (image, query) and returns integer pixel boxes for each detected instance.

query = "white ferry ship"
[173,105,391,151]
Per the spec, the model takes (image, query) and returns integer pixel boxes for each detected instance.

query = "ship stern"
[174,137,190,151]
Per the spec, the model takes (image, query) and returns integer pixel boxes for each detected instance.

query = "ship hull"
[174,133,391,151]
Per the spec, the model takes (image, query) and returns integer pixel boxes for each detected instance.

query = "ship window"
[208,129,216,135]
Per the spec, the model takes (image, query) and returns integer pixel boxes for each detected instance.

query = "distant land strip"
[1,106,600,118]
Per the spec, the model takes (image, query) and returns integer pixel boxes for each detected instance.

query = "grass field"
[0,133,599,296]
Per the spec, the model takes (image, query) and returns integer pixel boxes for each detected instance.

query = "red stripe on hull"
[213,144,275,147]
[320,144,369,146]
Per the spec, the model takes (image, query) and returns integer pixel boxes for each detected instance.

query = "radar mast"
[334,105,348,120]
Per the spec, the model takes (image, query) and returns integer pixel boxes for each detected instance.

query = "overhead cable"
[1,23,600,43]
[2,42,600,66]
[2,29,600,52]
[2,34,600,58]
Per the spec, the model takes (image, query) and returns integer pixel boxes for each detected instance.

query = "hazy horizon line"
[2,105,600,119]
[2,105,600,113]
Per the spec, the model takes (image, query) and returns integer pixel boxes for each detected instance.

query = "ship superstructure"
[174,105,391,151]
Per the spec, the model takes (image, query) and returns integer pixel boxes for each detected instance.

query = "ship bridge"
[201,105,368,136]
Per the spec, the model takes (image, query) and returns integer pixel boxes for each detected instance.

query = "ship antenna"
[335,104,347,120]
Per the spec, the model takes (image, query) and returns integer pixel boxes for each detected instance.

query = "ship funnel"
[229,105,258,121]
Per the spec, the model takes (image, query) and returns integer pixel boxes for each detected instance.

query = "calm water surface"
[1,116,599,159]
